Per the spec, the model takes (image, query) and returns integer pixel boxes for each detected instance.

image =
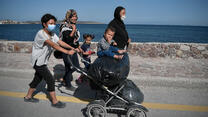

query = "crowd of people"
[24,6,131,108]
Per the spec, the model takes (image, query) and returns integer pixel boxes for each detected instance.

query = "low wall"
[0,40,208,59]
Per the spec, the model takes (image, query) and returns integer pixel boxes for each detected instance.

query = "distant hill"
[76,21,103,24]
[0,20,103,24]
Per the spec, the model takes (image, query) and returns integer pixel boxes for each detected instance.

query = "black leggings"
[62,53,80,87]
[29,64,55,92]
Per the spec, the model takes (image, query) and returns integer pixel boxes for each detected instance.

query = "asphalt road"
[0,69,208,117]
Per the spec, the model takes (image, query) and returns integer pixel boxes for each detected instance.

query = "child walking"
[76,34,95,84]
[24,14,76,108]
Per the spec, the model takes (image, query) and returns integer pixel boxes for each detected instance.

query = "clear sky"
[0,0,208,26]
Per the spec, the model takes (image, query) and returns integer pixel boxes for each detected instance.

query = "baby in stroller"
[67,51,148,117]
[97,26,126,60]
[68,47,148,117]
[67,27,148,117]
[86,51,148,117]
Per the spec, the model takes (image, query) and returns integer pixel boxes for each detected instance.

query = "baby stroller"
[67,53,148,117]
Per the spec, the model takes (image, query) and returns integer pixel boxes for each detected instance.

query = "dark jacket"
[108,6,129,49]
[59,22,80,48]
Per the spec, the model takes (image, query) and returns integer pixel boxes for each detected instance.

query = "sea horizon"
[0,24,208,43]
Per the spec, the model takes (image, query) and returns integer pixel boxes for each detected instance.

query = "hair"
[41,14,57,28]
[105,26,116,34]
[64,9,77,22]
[83,33,95,40]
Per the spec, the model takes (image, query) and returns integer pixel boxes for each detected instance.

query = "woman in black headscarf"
[108,6,131,49]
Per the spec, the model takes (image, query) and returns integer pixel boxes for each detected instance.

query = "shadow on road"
[32,63,145,117]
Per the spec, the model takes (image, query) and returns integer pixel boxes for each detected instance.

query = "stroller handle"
[66,53,93,80]
[77,52,92,65]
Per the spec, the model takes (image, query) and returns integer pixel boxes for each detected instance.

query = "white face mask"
[121,15,126,21]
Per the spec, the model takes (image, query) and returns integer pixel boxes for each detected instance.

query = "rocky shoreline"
[0,41,207,82]
[0,40,208,59]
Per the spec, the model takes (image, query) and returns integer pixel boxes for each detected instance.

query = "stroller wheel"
[126,106,147,117]
[87,103,107,117]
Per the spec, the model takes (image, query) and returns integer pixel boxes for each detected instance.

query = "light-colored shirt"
[31,29,59,66]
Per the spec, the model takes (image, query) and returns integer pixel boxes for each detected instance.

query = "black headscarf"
[108,6,129,49]
[113,6,125,28]
[114,6,124,21]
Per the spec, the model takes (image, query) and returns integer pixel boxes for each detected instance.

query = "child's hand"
[114,55,124,59]
[113,42,117,46]
[91,51,96,54]
[88,51,96,55]
[118,50,126,54]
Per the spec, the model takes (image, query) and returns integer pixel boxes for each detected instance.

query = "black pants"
[29,64,55,92]
[62,53,80,87]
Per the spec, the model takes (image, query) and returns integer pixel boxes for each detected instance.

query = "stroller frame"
[67,54,148,117]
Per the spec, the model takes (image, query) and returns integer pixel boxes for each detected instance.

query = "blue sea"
[0,24,208,43]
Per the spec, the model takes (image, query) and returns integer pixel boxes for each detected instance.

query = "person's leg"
[72,53,80,69]
[108,47,124,59]
[40,66,57,103]
[109,46,119,53]
[64,66,74,87]
[25,68,43,99]
[40,65,66,108]
[49,91,58,104]
[25,88,36,98]
[83,57,90,69]
[65,53,80,84]
[63,53,73,87]
[79,58,90,83]
[98,49,116,58]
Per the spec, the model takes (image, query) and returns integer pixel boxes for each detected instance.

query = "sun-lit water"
[0,24,208,43]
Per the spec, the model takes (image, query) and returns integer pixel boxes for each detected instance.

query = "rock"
[203,54,208,59]
[180,45,190,51]
[174,44,180,50]
[206,45,208,50]
[1,41,208,59]
[176,50,183,57]
[0,43,6,52]
[191,47,201,55]
[7,43,14,52]
[202,51,208,55]
[202,51,208,59]
[197,46,205,51]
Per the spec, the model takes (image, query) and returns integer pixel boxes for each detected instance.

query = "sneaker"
[65,85,76,91]
[51,101,66,108]
[24,97,39,103]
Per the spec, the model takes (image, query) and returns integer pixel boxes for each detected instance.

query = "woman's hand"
[70,24,76,37]
[77,46,84,53]
[79,48,84,53]
[74,48,80,53]
[128,38,131,44]
[67,50,75,55]
[71,24,76,30]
